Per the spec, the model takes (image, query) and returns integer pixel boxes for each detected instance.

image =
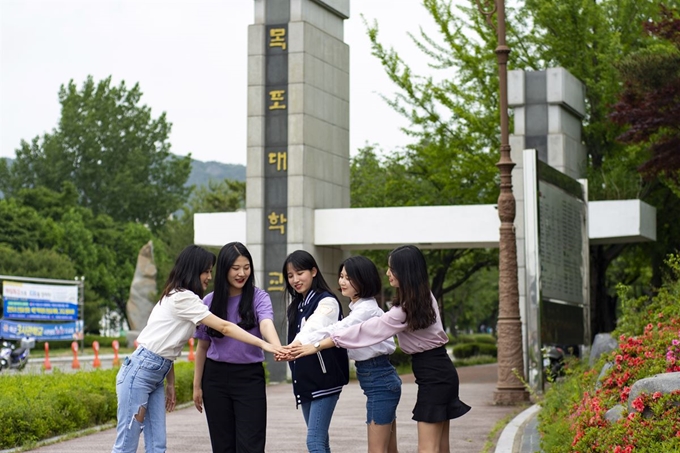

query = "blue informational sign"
[2,281,79,321]
[0,319,84,340]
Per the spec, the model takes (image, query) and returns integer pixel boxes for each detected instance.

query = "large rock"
[125,240,158,332]
[604,404,626,423]
[590,333,619,367]
[627,372,680,413]
[595,361,614,389]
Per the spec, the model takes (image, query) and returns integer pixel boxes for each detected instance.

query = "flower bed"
[539,256,680,452]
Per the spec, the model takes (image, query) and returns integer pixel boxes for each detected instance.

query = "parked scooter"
[0,337,35,372]
[542,345,565,382]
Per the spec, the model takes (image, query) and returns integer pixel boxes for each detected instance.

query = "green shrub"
[615,255,680,336]
[41,335,127,350]
[448,333,497,345]
[389,346,411,368]
[452,342,497,359]
[538,254,680,452]
[477,343,497,357]
[0,361,196,449]
[454,355,497,367]
[452,343,476,358]
[83,335,127,348]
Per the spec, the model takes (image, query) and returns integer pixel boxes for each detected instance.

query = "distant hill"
[0,156,246,198]
[187,159,245,186]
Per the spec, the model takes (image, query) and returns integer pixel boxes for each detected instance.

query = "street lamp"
[476,0,529,404]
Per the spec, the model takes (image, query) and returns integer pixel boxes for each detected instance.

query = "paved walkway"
[20,363,527,453]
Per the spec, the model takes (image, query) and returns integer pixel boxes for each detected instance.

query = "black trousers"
[202,359,267,453]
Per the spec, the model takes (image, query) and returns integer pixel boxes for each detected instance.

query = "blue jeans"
[300,393,340,453]
[355,355,402,425]
[112,347,173,453]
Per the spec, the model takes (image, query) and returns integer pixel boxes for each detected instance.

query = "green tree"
[189,179,245,213]
[156,178,246,283]
[350,147,497,331]
[358,0,674,334]
[447,267,499,332]
[88,216,157,328]
[0,245,76,280]
[0,76,191,230]
[517,0,675,332]
[0,184,156,332]
[607,4,680,302]
[0,198,48,251]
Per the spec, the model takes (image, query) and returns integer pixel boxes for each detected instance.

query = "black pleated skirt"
[411,345,472,423]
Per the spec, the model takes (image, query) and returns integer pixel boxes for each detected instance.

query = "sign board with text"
[0,319,84,340]
[2,281,79,321]
[523,149,590,388]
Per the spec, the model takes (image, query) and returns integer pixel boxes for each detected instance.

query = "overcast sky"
[0,0,440,166]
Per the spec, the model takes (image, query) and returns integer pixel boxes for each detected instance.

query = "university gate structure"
[194,0,656,386]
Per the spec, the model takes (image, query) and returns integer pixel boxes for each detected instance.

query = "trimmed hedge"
[0,361,196,450]
[40,335,127,350]
[448,333,497,345]
[389,346,411,368]
[452,342,497,359]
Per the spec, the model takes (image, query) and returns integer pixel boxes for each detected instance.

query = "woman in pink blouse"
[290,245,470,453]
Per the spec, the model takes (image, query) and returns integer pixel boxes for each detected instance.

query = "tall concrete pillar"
[247,0,350,382]
[508,68,587,386]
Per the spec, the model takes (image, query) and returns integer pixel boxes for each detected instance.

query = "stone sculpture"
[125,240,157,345]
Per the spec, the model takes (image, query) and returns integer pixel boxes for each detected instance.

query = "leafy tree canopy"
[0,76,191,230]
[354,0,674,333]
[350,146,497,331]
[0,183,155,332]
[611,6,680,178]
[155,179,246,284]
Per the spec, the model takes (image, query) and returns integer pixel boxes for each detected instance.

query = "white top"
[297,297,396,361]
[137,289,210,360]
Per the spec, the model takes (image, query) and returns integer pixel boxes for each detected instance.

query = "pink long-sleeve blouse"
[330,295,448,354]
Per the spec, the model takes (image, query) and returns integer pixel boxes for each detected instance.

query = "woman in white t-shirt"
[111,245,281,453]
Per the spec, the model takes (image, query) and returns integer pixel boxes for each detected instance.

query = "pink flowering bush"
[538,256,680,452]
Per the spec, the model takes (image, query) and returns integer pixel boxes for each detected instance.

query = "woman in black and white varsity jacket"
[281,250,349,453]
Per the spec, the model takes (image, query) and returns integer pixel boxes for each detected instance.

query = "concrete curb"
[494,404,540,453]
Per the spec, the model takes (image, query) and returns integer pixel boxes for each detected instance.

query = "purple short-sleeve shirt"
[195,287,274,363]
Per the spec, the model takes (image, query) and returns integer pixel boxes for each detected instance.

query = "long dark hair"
[161,245,216,300]
[283,250,334,333]
[339,255,381,299]
[209,242,256,334]
[388,245,436,331]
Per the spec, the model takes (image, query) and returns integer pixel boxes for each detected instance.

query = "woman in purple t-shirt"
[192,242,282,453]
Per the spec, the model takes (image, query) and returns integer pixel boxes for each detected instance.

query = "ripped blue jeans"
[112,347,172,453]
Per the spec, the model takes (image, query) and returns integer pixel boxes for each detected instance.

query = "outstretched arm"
[199,313,282,354]
[288,337,335,359]
[260,318,283,348]
[331,306,407,349]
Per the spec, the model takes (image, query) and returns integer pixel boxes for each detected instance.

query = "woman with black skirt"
[295,245,470,453]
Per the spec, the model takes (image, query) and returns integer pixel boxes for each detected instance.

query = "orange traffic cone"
[92,341,101,368]
[71,341,80,369]
[188,337,195,362]
[43,342,52,371]
[112,340,121,366]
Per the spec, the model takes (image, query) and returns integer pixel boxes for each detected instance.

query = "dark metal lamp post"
[476,0,530,405]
